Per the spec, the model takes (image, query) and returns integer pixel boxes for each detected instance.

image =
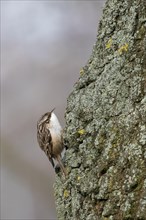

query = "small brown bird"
[37,108,66,176]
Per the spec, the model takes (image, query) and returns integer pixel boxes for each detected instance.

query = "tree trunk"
[54,0,146,219]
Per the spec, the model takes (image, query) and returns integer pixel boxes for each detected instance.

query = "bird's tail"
[56,155,67,176]
[49,157,55,168]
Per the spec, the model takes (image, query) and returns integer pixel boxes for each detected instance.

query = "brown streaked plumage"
[37,109,66,176]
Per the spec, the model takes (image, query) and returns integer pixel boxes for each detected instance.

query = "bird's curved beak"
[51,108,55,113]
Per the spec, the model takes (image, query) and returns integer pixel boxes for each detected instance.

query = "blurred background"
[1,1,105,219]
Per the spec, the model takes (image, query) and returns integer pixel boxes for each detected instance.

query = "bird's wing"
[37,126,55,168]
[45,130,55,168]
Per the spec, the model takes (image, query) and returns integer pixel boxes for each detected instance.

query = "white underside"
[47,112,63,154]
[49,112,62,135]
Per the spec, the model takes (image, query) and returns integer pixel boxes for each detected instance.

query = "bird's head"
[37,108,55,126]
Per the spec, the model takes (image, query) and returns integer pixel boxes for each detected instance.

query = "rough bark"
[54,0,146,219]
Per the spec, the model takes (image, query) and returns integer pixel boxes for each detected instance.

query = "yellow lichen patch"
[80,68,84,76]
[77,176,81,181]
[78,129,86,135]
[106,38,112,49]
[63,189,69,198]
[118,43,128,54]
